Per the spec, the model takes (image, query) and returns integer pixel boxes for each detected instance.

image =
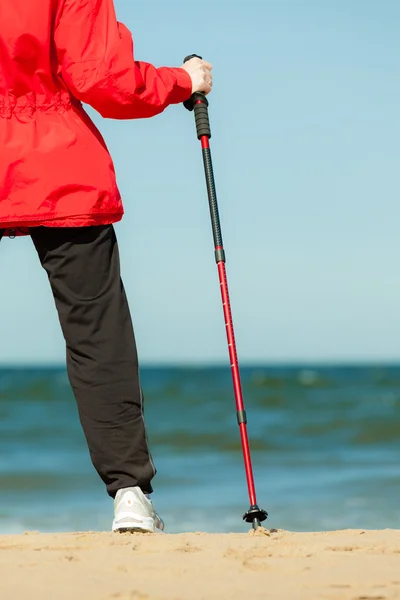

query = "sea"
[0,365,399,534]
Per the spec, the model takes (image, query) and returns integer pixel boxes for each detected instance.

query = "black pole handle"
[184,54,203,63]
[183,54,211,138]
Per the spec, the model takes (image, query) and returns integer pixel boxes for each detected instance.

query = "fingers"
[180,57,214,95]
[186,57,212,70]
[201,60,213,70]
[203,76,213,95]
[200,68,213,94]
[196,61,213,95]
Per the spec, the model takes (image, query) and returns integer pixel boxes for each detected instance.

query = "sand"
[0,528,399,599]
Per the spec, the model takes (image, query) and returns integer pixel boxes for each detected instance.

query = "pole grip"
[183,54,212,139]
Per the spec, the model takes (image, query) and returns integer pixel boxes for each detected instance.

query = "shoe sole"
[112,515,155,534]
[114,527,154,534]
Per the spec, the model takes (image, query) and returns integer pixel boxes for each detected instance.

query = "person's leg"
[0,230,4,241]
[30,225,156,498]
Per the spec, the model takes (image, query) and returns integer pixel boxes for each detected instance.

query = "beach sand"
[0,528,399,599]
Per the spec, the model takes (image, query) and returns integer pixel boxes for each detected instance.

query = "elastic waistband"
[0,94,79,118]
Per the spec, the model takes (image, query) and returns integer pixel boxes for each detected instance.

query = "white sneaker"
[112,486,165,533]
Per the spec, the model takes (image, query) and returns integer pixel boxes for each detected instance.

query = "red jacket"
[0,0,192,235]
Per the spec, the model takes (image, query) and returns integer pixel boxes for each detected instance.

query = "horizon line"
[2,359,400,369]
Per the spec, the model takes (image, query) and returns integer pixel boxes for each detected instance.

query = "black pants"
[0,225,155,497]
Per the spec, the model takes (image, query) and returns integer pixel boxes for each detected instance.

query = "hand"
[181,57,213,95]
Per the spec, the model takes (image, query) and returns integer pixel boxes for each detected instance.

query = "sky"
[1,0,400,365]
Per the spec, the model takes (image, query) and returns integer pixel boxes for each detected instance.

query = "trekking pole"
[183,55,268,530]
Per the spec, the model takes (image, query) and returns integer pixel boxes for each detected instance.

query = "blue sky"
[1,0,400,364]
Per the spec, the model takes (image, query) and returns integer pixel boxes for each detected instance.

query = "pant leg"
[30,224,156,497]
[0,229,4,240]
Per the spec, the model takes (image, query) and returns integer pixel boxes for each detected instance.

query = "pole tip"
[243,505,268,525]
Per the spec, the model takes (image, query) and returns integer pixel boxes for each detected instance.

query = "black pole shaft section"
[202,147,226,263]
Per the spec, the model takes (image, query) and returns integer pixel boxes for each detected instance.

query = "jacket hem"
[0,212,123,235]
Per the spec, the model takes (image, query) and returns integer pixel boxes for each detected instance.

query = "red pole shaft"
[217,259,257,507]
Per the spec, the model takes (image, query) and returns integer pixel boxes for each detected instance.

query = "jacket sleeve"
[53,0,192,119]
